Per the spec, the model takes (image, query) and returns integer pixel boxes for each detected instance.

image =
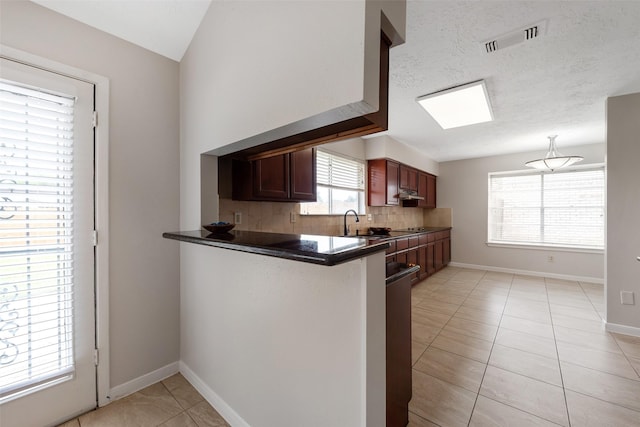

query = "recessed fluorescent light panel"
[416,80,494,129]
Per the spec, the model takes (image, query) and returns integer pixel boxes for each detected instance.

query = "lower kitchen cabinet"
[426,242,435,276]
[432,230,451,272]
[384,229,451,283]
[443,237,451,266]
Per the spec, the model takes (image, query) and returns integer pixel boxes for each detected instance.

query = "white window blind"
[301,149,366,215]
[488,166,605,250]
[0,80,76,401]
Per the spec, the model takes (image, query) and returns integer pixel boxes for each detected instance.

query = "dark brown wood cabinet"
[443,237,451,266]
[233,148,316,202]
[418,172,436,209]
[399,165,418,192]
[289,148,317,201]
[432,230,451,272]
[368,159,399,206]
[426,242,436,276]
[369,160,436,208]
[252,154,290,199]
[384,229,451,283]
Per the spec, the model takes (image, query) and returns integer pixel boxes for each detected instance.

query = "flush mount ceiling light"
[525,135,584,171]
[416,80,494,129]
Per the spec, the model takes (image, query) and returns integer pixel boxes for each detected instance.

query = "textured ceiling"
[386,1,640,161]
[31,0,640,162]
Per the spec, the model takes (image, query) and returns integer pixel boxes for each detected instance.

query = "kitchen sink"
[340,234,387,240]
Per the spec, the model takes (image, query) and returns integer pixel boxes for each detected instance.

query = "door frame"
[0,45,112,407]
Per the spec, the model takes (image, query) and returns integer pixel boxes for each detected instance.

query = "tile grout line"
[581,277,640,381]
[466,270,514,427]
[412,268,488,426]
[552,283,640,383]
[577,280,605,319]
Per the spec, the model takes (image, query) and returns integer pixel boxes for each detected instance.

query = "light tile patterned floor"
[409,267,640,427]
[58,374,229,427]
[57,267,640,426]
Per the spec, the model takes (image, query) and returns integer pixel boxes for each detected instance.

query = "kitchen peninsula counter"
[170,229,388,426]
[163,229,389,266]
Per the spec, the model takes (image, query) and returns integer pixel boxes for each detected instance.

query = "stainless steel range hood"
[397,191,424,201]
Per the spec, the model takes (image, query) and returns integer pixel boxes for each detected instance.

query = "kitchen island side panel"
[179,243,385,427]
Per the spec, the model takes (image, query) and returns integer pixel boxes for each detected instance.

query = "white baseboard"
[605,322,640,338]
[448,262,604,284]
[107,361,179,403]
[179,361,250,427]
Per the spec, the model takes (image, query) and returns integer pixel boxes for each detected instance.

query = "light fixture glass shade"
[416,80,494,129]
[525,135,583,171]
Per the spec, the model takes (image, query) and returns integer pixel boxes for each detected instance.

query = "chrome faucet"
[343,209,360,236]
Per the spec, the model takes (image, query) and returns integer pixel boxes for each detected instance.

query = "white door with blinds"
[0,58,96,426]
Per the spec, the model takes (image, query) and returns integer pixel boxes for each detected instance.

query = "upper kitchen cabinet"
[368,159,399,206]
[418,172,436,208]
[289,148,317,201]
[252,153,290,200]
[369,159,437,208]
[399,165,418,192]
[233,148,316,202]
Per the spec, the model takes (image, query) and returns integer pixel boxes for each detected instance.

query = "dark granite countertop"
[354,227,452,241]
[163,229,390,266]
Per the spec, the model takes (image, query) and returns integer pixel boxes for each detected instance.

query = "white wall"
[438,143,605,281]
[180,244,386,427]
[0,0,180,390]
[606,92,640,331]
[322,137,367,160]
[181,0,406,230]
[365,134,439,175]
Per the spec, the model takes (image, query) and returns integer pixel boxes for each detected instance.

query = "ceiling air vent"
[483,20,547,53]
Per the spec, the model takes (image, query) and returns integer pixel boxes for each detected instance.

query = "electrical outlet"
[547,255,554,263]
[234,212,242,224]
[620,291,635,305]
[367,214,372,221]
[290,212,296,223]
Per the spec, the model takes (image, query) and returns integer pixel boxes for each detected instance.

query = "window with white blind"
[0,81,76,401]
[300,149,366,215]
[488,166,605,250]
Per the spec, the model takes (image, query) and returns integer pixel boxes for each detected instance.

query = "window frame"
[487,163,605,253]
[299,148,366,216]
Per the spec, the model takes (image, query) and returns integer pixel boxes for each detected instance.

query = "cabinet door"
[434,240,444,271]
[253,154,290,200]
[427,243,435,275]
[290,148,316,201]
[418,245,428,280]
[399,165,418,191]
[418,172,428,208]
[368,159,388,207]
[425,174,436,208]
[386,160,400,205]
[443,238,451,266]
[407,248,420,284]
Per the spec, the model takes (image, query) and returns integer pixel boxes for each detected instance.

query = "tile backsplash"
[218,199,452,235]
